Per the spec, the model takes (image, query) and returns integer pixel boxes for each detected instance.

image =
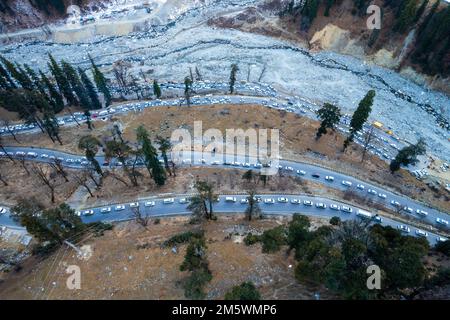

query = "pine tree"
[229,64,239,94]
[414,0,428,23]
[24,64,46,97]
[16,65,34,90]
[301,0,320,30]
[390,138,426,173]
[79,67,102,110]
[136,126,166,186]
[343,90,375,151]
[43,109,62,145]
[89,55,111,107]
[394,0,419,33]
[417,1,439,36]
[78,135,103,176]
[184,76,193,107]
[0,56,35,90]
[40,71,64,114]
[0,63,16,88]
[156,136,172,176]
[324,0,335,17]
[153,80,162,98]
[48,54,78,106]
[61,60,91,110]
[315,103,342,139]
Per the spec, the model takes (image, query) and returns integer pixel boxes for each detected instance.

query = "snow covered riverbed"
[0,0,449,161]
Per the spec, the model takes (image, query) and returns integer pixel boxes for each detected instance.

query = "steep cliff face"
[210,0,449,94]
[287,0,450,91]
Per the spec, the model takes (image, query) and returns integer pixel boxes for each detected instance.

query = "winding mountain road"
[1,146,449,241]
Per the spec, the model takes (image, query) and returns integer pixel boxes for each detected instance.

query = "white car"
[225,197,237,203]
[368,189,378,195]
[374,216,382,223]
[437,237,448,243]
[15,151,25,156]
[415,229,428,237]
[436,218,449,226]
[82,209,94,216]
[264,198,275,204]
[241,198,249,204]
[341,180,352,187]
[325,176,335,182]
[129,202,140,208]
[179,198,189,204]
[316,203,327,209]
[211,161,221,165]
[285,166,294,172]
[144,201,155,207]
[75,211,81,217]
[397,225,410,233]
[356,184,365,190]
[0,207,6,214]
[330,204,340,211]
[27,152,38,158]
[296,170,306,176]
[303,200,313,206]
[378,193,387,199]
[182,159,191,164]
[390,200,401,207]
[277,197,289,203]
[163,198,175,204]
[416,209,428,217]
[291,199,300,204]
[115,205,126,211]
[100,207,111,214]
[403,207,413,214]
[341,206,353,213]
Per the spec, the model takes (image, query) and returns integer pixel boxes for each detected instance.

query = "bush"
[154,218,161,225]
[244,233,261,246]
[163,230,204,247]
[183,269,212,300]
[31,241,59,257]
[435,240,450,257]
[225,282,261,300]
[261,226,286,253]
[330,216,341,226]
[86,222,113,237]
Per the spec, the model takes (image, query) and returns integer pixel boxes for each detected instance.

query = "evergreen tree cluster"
[31,0,67,15]
[0,54,111,144]
[287,214,430,299]
[279,0,449,77]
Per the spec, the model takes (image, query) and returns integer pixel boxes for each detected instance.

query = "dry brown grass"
[0,216,335,300]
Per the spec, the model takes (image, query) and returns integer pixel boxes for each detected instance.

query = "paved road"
[0,194,446,246]
[0,82,408,167]
[1,146,449,233]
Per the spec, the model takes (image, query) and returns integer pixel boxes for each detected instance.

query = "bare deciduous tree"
[73,171,94,197]
[131,206,150,227]
[1,119,19,143]
[361,125,375,163]
[50,158,69,182]
[113,60,131,95]
[0,158,9,186]
[17,154,30,175]
[31,163,57,203]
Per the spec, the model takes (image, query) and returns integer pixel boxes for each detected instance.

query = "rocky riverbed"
[0,0,449,161]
